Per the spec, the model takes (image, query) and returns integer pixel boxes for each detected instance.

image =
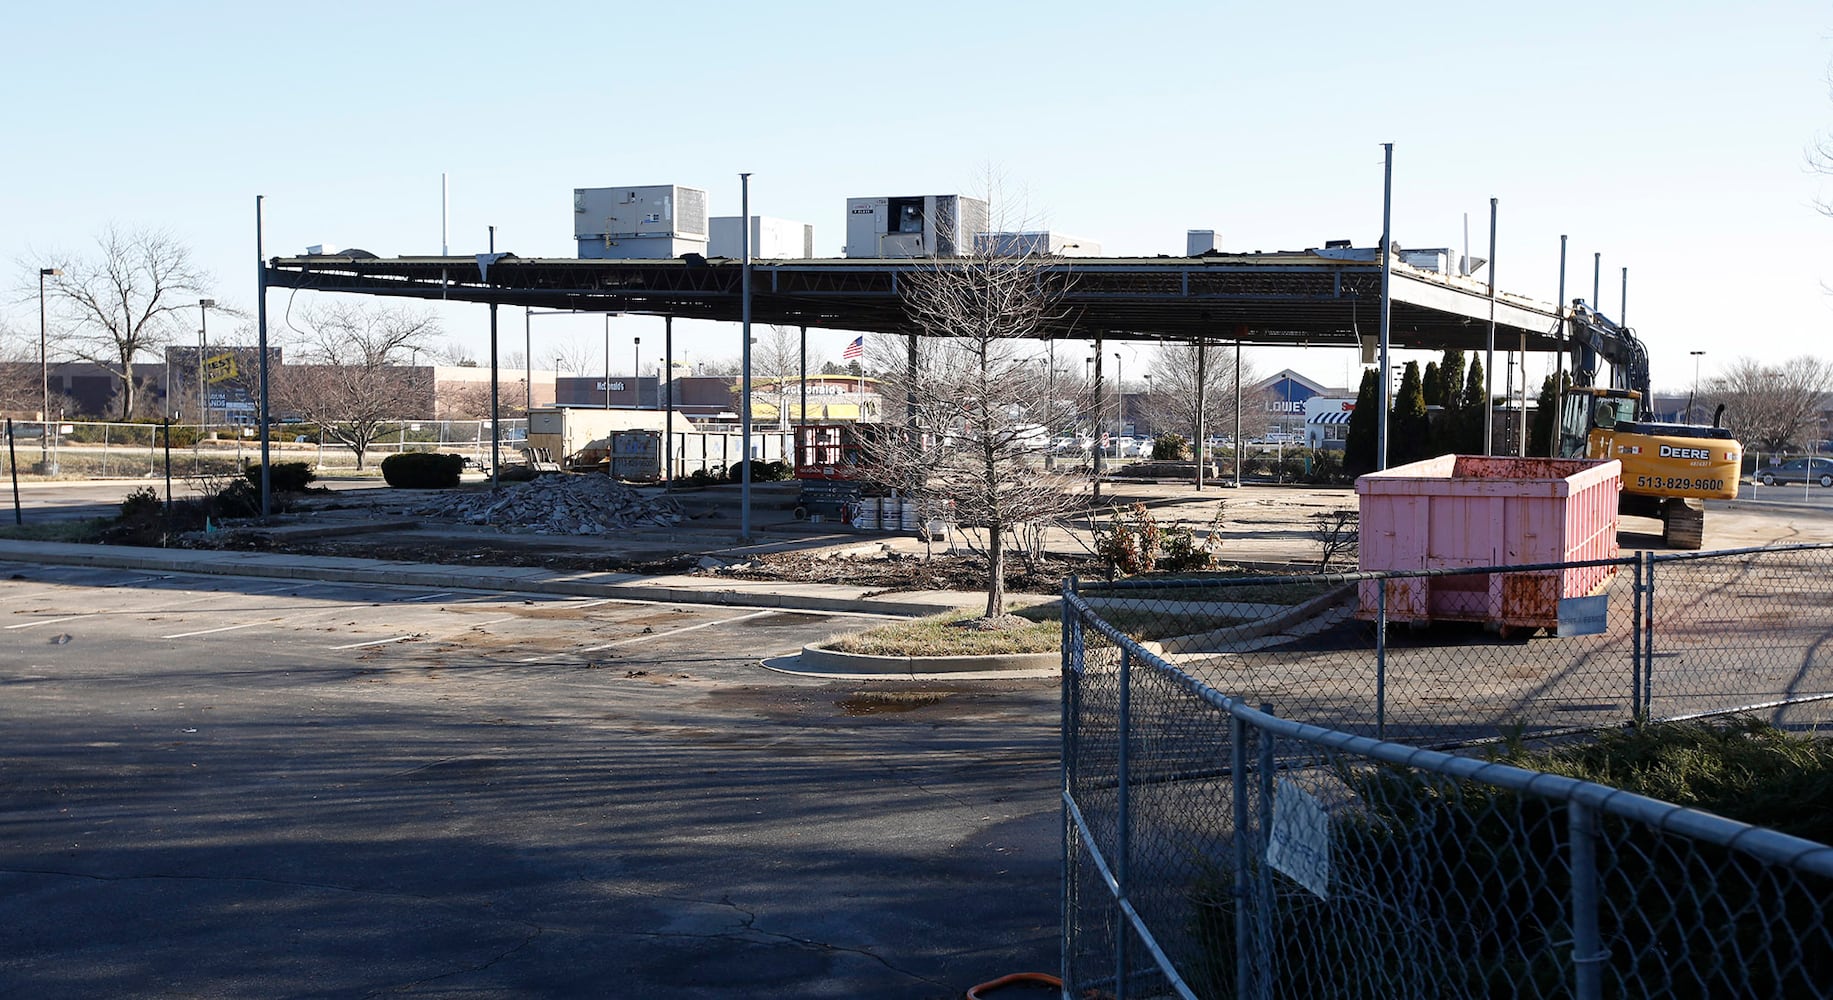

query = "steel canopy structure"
[264,250,1565,353]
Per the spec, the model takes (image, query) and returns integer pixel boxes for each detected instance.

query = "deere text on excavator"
[1554,302,1741,549]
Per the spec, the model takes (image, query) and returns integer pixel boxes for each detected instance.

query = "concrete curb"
[1146,583,1357,655]
[0,539,978,618]
[796,642,1060,676]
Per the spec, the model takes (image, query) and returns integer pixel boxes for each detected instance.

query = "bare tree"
[751,326,805,445]
[1708,356,1833,453]
[552,339,600,378]
[868,253,1083,619]
[272,303,439,468]
[33,226,208,419]
[0,321,39,416]
[1140,341,1265,453]
[440,380,528,420]
[696,356,743,377]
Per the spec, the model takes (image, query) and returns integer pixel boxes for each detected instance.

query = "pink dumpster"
[1355,455,1621,630]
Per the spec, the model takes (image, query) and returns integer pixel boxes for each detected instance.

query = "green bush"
[1306,447,1346,484]
[1095,503,1163,577]
[1158,526,1214,573]
[1151,433,1190,461]
[120,486,162,520]
[381,452,466,489]
[727,459,791,483]
[212,478,264,518]
[246,462,316,493]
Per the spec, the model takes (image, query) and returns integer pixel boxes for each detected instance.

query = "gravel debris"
[411,474,685,534]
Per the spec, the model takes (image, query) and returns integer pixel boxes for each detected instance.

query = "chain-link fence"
[1074,544,1833,747]
[1065,546,1833,997]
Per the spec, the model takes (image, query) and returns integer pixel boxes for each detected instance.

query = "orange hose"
[965,971,1064,998]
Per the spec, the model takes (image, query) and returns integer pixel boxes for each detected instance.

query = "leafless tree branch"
[32,226,209,419]
[270,303,439,468]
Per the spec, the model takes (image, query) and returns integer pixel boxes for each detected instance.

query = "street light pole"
[37,268,60,467]
[603,315,611,409]
[633,336,642,407]
[739,171,754,542]
[198,298,215,432]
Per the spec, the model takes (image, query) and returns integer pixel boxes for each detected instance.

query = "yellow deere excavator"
[1554,302,1741,549]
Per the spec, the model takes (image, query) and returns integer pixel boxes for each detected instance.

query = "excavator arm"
[1565,301,1652,418]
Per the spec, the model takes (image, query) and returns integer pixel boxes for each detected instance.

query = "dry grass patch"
[0,517,110,543]
[824,604,1061,657]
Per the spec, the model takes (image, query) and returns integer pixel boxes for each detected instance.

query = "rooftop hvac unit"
[843,194,988,258]
[1186,230,1219,255]
[975,231,1102,257]
[1397,248,1454,273]
[708,216,816,259]
[574,184,709,260]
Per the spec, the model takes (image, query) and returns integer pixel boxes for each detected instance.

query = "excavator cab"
[1557,387,1638,460]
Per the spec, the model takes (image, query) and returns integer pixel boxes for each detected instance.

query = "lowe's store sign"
[1263,375,1322,413]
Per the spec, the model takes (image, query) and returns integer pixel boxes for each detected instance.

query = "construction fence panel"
[2,419,531,478]
[1642,545,1833,729]
[669,432,790,477]
[1063,587,1833,999]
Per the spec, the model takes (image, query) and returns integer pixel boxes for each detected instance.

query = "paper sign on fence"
[1558,595,1609,637]
[1266,778,1331,899]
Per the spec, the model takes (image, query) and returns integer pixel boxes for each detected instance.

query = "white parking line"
[246,582,309,596]
[401,592,454,603]
[161,621,267,639]
[519,609,778,662]
[329,635,418,650]
[463,617,518,629]
[4,613,102,630]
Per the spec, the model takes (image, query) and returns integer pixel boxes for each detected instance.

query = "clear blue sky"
[5,1,1830,393]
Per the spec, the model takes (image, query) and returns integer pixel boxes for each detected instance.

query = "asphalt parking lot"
[0,563,1061,998]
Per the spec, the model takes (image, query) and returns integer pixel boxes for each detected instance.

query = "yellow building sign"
[203,353,238,385]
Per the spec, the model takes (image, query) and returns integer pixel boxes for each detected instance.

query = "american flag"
[842,335,864,360]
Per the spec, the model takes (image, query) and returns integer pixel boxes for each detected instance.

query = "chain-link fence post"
[1254,705,1276,1000]
[1230,709,1251,1000]
[1568,800,1603,1000]
[1376,579,1388,740]
[1059,575,1077,993]
[1114,643,1132,998]
[1647,552,1660,715]
[1632,554,1646,722]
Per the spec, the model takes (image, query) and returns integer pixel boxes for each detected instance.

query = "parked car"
[1757,457,1833,487]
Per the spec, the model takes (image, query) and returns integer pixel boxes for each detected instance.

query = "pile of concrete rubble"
[411,474,685,534]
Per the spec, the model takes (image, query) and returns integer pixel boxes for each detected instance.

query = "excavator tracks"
[1662,497,1705,550]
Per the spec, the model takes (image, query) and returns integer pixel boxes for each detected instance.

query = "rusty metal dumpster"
[1355,455,1621,630]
